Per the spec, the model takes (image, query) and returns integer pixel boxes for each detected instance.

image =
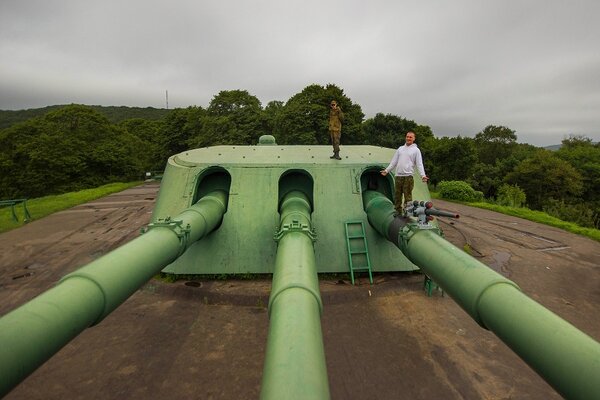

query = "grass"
[468,201,600,242]
[0,182,142,234]
[431,192,600,242]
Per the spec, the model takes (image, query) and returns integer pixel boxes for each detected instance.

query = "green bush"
[543,199,598,228]
[437,180,484,202]
[496,184,526,207]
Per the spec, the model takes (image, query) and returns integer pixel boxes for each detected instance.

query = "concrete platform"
[1,182,599,399]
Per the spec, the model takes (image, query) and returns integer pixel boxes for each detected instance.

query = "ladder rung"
[345,220,373,285]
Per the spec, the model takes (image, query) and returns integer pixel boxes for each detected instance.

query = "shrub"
[543,199,598,228]
[437,180,484,202]
[496,184,526,207]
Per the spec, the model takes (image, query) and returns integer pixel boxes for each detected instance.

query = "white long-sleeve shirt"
[384,143,426,178]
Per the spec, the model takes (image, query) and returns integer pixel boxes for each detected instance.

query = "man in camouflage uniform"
[328,100,344,160]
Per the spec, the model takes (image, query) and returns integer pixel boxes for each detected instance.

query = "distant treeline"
[1,83,598,228]
[0,105,170,130]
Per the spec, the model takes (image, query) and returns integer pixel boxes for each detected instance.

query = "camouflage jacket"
[328,108,344,132]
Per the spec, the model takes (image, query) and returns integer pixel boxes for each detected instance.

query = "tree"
[560,134,594,149]
[468,140,536,198]
[159,107,204,158]
[474,125,518,165]
[263,100,284,138]
[470,156,522,198]
[425,136,477,185]
[361,113,418,148]
[207,90,261,116]
[190,90,266,146]
[556,134,600,226]
[505,150,583,209]
[496,184,526,207]
[118,118,164,171]
[556,135,600,203]
[0,105,143,198]
[274,84,364,145]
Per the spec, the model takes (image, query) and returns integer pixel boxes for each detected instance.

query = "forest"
[1,84,598,228]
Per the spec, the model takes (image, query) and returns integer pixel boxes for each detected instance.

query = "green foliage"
[0,105,170,130]
[424,136,477,185]
[0,105,144,198]
[469,143,536,198]
[360,113,419,148]
[187,90,265,147]
[263,100,284,137]
[556,135,600,205]
[207,89,261,116]
[506,149,583,209]
[159,106,206,157]
[437,180,484,202]
[474,125,518,165]
[3,88,597,236]
[118,118,165,171]
[496,184,526,207]
[542,199,599,229]
[274,84,364,145]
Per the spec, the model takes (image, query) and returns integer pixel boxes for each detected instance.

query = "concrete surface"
[0,183,599,399]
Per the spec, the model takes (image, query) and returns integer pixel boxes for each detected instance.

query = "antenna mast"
[165,90,169,110]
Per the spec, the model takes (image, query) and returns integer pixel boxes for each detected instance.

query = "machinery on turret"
[1,135,599,399]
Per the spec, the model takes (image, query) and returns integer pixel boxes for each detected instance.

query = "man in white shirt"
[380,131,429,215]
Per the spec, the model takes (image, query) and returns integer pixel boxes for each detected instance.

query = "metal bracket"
[142,217,191,256]
[397,224,415,251]
[274,219,317,242]
[397,221,442,251]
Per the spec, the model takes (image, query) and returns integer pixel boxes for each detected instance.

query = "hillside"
[0,105,171,129]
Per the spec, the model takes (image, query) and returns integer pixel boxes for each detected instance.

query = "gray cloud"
[1,0,599,146]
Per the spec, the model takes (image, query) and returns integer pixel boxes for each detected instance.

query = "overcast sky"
[1,1,599,146]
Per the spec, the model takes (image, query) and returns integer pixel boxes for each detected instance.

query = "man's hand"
[380,169,388,176]
[422,176,429,182]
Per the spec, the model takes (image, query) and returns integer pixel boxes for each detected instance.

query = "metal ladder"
[344,220,373,285]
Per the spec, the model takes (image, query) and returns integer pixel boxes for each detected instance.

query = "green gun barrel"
[0,190,228,398]
[260,191,330,400]
[362,190,600,400]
